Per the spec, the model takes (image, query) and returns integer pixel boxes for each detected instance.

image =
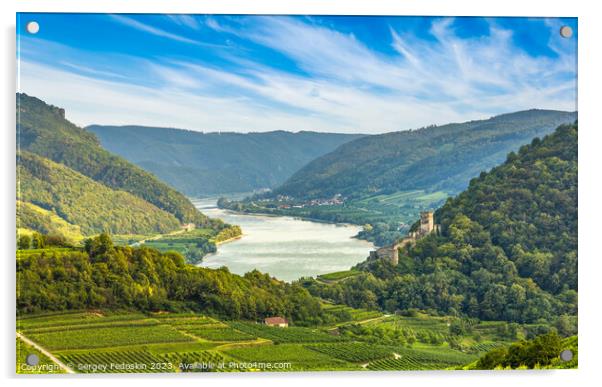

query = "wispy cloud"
[18,16,577,133]
[166,14,201,30]
[109,14,199,45]
[109,14,226,48]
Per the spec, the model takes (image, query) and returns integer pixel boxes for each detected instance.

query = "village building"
[182,223,195,232]
[264,316,288,328]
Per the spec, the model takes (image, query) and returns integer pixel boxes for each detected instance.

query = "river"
[192,198,374,282]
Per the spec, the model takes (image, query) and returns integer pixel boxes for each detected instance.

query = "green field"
[17,309,565,373]
[139,226,243,264]
[228,322,343,344]
[321,303,383,323]
[305,343,394,363]
[317,270,362,282]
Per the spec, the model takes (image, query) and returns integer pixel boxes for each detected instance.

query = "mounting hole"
[26,21,40,34]
[560,349,573,362]
[25,353,39,366]
[560,25,573,39]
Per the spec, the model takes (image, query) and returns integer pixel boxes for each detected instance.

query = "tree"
[17,234,31,250]
[86,232,114,261]
[31,232,45,249]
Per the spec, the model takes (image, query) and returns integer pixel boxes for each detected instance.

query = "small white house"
[264,316,288,328]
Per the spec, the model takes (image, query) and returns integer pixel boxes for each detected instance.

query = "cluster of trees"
[213,225,242,243]
[17,93,208,226]
[356,222,407,246]
[475,332,570,369]
[17,233,332,326]
[17,232,71,250]
[302,124,578,324]
[338,323,424,347]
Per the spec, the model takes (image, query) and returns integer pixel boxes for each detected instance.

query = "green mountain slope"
[275,110,576,200]
[17,93,206,225]
[304,123,577,324]
[86,125,364,196]
[18,151,181,235]
[17,201,85,242]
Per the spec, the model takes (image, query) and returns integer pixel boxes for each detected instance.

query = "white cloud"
[108,15,227,48]
[18,17,577,134]
[18,60,355,132]
[166,15,200,30]
[109,14,200,45]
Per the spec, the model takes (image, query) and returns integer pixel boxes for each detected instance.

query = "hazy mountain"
[87,125,364,196]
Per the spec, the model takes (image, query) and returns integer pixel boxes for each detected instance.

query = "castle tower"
[420,211,434,234]
[390,244,399,266]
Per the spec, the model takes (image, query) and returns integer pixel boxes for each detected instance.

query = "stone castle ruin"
[368,211,440,266]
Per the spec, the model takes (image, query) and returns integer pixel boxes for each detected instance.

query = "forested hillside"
[275,110,576,200]
[17,234,327,326]
[88,125,364,196]
[303,123,578,324]
[18,151,181,236]
[17,94,206,225]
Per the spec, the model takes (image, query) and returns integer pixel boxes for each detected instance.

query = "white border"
[2,1,600,387]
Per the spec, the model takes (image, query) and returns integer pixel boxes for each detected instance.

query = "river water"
[193,198,373,282]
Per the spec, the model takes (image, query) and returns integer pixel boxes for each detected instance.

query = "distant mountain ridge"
[274,109,577,200]
[86,125,364,196]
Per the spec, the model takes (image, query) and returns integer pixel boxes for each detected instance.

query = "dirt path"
[17,332,75,374]
[356,314,391,325]
[328,313,391,330]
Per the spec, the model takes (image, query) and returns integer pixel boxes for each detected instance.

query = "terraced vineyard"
[367,346,476,371]
[16,309,522,373]
[228,322,343,343]
[306,343,394,363]
[182,325,257,342]
[59,349,234,373]
[59,350,175,373]
[322,304,383,322]
[223,343,354,371]
[468,342,504,353]
[162,350,235,372]
[27,323,193,351]
[366,313,450,334]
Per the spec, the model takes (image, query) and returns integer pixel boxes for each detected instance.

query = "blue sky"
[17,14,577,133]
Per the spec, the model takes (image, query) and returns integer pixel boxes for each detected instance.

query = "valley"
[219,109,576,246]
[16,94,578,372]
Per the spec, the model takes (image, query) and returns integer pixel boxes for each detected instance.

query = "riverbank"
[214,234,243,245]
